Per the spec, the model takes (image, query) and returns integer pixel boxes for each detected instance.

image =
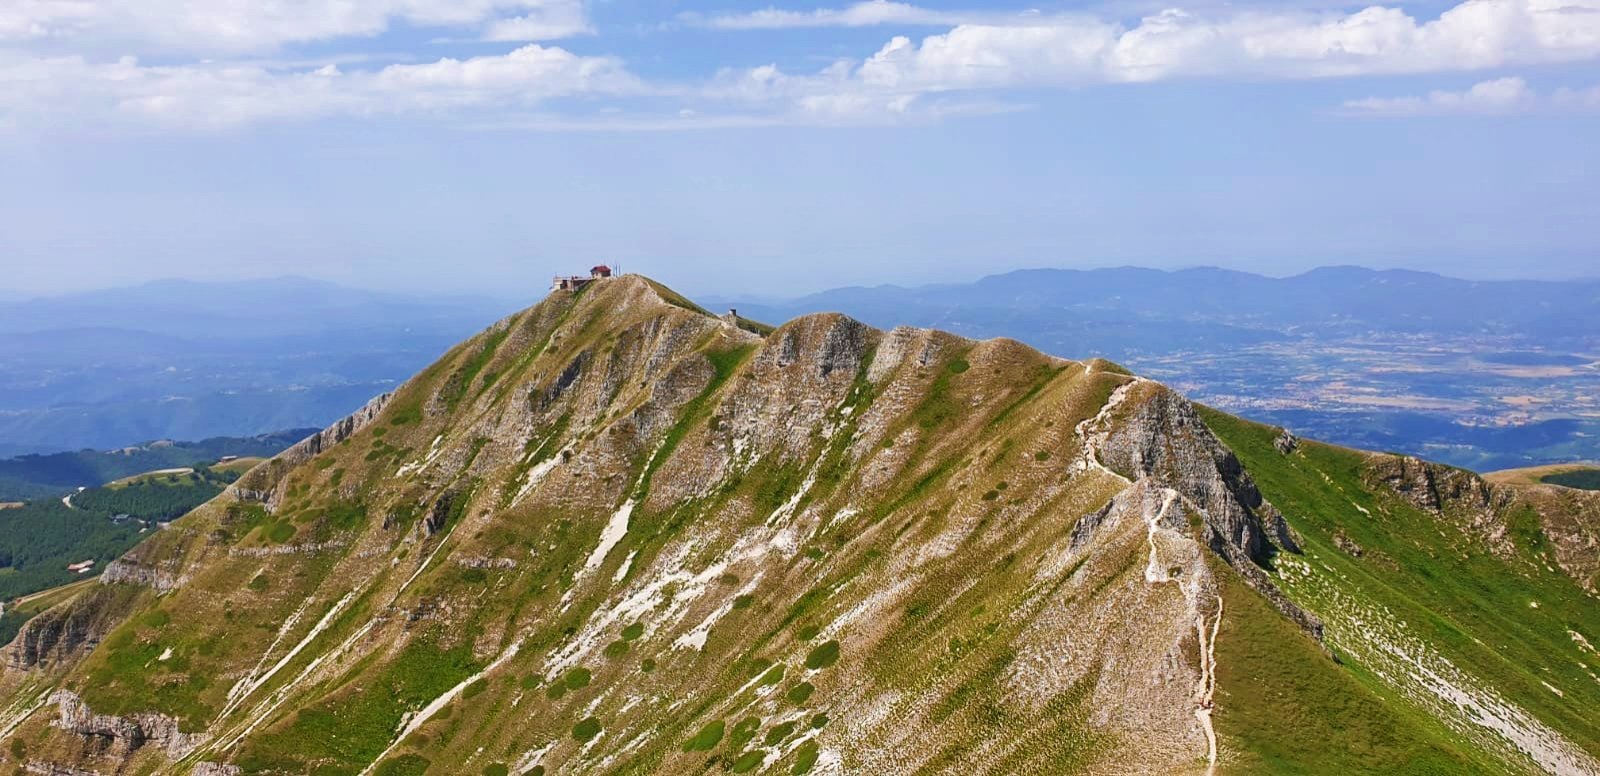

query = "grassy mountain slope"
[0,276,1594,775]
[1202,412,1600,774]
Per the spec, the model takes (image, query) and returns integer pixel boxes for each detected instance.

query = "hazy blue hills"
[0,429,314,501]
[0,276,518,339]
[0,277,523,456]
[718,266,1599,344]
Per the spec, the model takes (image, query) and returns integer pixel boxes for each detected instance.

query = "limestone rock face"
[1097,383,1282,564]
[1367,455,1600,592]
[1273,428,1299,455]
[227,390,393,513]
[1508,484,1600,593]
[1090,381,1319,636]
[192,763,243,776]
[1363,455,1498,515]
[8,610,99,673]
[49,690,201,759]
[98,559,184,593]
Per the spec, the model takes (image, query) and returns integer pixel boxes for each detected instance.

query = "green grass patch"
[573,716,603,742]
[804,640,840,670]
[730,750,766,773]
[786,682,814,705]
[237,639,480,772]
[1214,572,1483,774]
[792,739,820,774]
[764,721,796,747]
[684,719,726,752]
[757,663,786,686]
[729,716,761,750]
[374,754,430,776]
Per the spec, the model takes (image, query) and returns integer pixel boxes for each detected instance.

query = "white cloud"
[5,0,1600,133]
[0,45,636,130]
[691,1,1028,30]
[1551,83,1600,110]
[481,4,594,41]
[0,0,591,54]
[696,0,1600,124]
[833,0,1600,90]
[1343,75,1600,115]
[1343,76,1534,115]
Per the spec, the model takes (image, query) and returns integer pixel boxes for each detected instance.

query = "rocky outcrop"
[1096,383,1321,637]
[98,559,183,593]
[1274,428,1299,455]
[1069,499,1115,552]
[8,606,99,671]
[22,762,102,775]
[1508,485,1600,593]
[193,763,243,775]
[456,556,518,569]
[1368,456,1600,591]
[5,587,142,671]
[49,691,202,760]
[283,390,393,462]
[1099,383,1297,565]
[535,350,589,412]
[227,541,345,558]
[1362,455,1498,515]
[423,488,464,536]
[229,390,393,511]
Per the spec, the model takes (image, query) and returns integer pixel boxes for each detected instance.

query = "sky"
[1,0,1598,299]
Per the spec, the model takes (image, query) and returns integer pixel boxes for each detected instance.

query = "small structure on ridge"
[552,265,615,291]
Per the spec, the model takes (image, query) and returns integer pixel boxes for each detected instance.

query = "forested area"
[0,500,147,600]
[72,466,239,521]
[0,465,240,601]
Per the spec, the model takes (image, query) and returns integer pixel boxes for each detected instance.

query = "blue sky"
[1,0,1597,298]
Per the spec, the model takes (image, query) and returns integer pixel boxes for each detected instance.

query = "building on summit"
[552,265,614,291]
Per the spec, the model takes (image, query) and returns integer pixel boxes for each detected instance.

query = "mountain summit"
[2,275,1597,775]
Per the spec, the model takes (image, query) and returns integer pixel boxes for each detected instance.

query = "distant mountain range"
[0,277,525,456]
[0,276,524,340]
[709,266,1600,352]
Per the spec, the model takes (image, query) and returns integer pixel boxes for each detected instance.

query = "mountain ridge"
[0,275,1595,775]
